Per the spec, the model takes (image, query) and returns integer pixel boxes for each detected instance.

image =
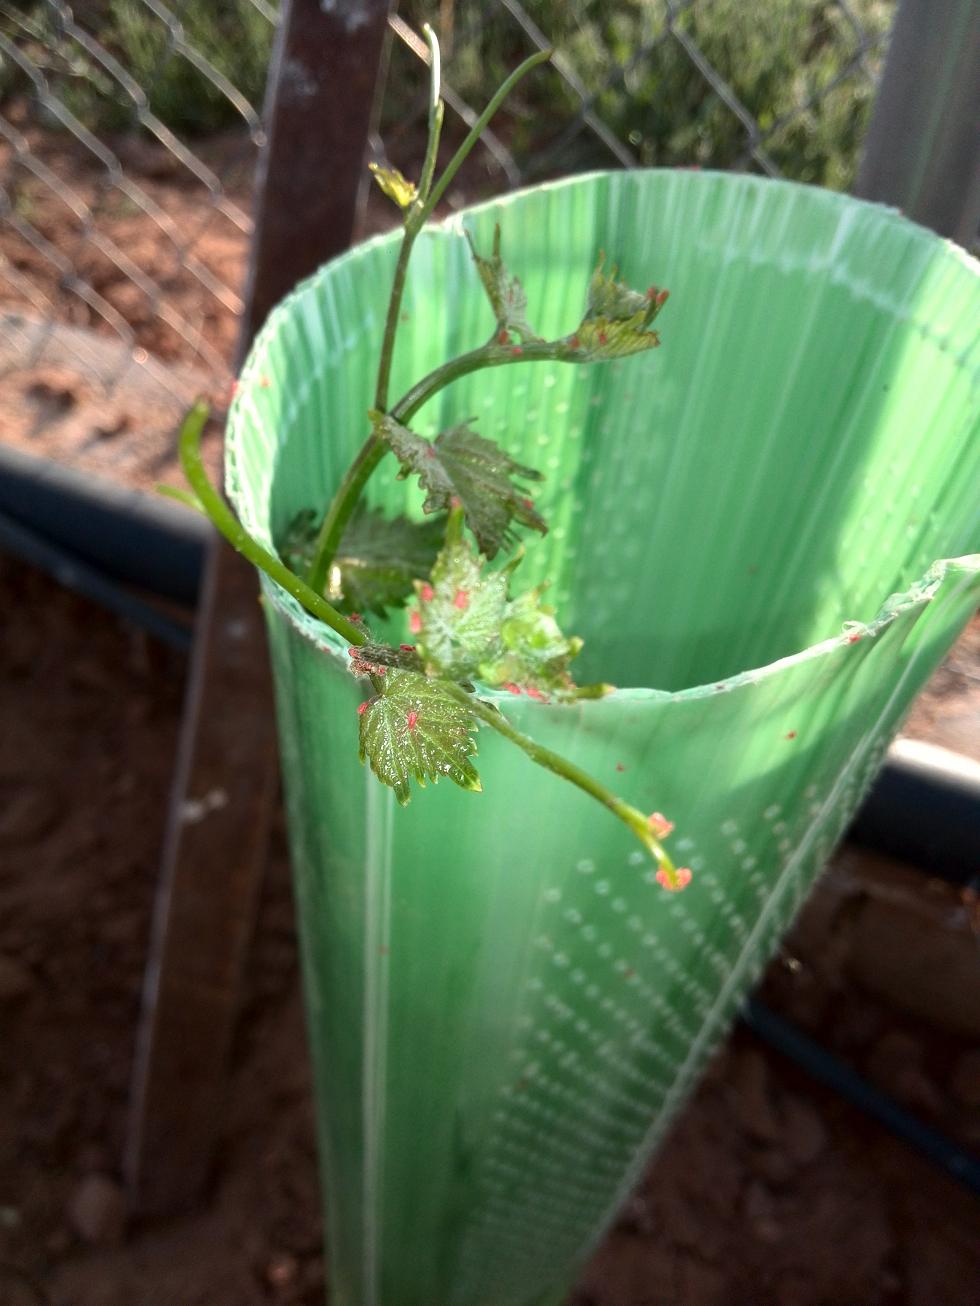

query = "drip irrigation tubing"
[743,999,980,1197]
[0,444,208,607]
[0,505,194,652]
[849,738,980,886]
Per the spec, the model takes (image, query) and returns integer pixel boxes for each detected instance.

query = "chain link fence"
[0,0,895,481]
[0,0,277,482]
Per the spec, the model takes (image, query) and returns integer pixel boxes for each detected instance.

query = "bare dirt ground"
[1,560,979,1306]
[1,126,978,1305]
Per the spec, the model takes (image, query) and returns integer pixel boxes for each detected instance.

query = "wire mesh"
[0,0,895,480]
[375,1,895,220]
[0,0,277,480]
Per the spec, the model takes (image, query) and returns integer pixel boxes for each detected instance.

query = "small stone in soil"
[0,954,33,1003]
[615,1194,655,1237]
[744,1179,782,1243]
[265,1253,299,1287]
[866,1029,922,1084]
[751,1146,796,1186]
[0,781,61,846]
[26,378,77,419]
[949,1049,980,1107]
[92,413,130,440]
[732,1049,781,1142]
[894,1065,945,1115]
[66,1173,126,1246]
[782,1096,828,1166]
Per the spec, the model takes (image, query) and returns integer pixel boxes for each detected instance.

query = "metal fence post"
[854,0,980,245]
[125,0,394,1218]
[240,0,397,348]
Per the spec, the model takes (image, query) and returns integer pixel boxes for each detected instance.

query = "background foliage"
[0,0,894,188]
[0,0,893,189]
[395,0,895,189]
[0,0,277,134]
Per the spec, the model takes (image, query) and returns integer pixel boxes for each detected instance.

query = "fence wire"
[375,1,894,217]
[0,0,894,459]
[0,0,276,443]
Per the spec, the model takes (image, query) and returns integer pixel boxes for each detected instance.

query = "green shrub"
[0,0,277,136]
[106,0,275,134]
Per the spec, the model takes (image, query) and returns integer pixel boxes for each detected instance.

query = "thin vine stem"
[418,46,551,222]
[307,25,443,596]
[305,340,576,596]
[393,339,577,423]
[372,25,443,415]
[178,401,367,647]
[305,40,551,597]
[445,682,682,884]
[304,420,388,598]
[415,23,444,203]
[372,242,415,415]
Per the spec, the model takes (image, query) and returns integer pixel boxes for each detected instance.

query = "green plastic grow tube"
[226,170,980,1306]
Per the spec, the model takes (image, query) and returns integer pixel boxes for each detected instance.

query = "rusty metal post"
[854,0,980,245]
[125,0,394,1217]
[241,0,397,346]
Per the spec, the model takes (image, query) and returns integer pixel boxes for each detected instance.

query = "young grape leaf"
[464,224,541,343]
[570,256,669,361]
[412,533,509,679]
[279,507,320,573]
[279,504,443,617]
[374,413,546,558]
[336,506,445,616]
[358,669,481,806]
[368,162,417,210]
[478,584,583,696]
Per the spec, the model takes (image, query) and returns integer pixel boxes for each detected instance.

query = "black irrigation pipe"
[0,444,208,608]
[0,506,194,652]
[849,738,980,887]
[743,999,980,1198]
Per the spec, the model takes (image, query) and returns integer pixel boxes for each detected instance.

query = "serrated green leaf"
[573,314,662,360]
[368,162,418,210]
[586,256,660,322]
[413,533,509,679]
[335,506,445,616]
[478,585,584,696]
[279,507,318,570]
[375,413,546,559]
[570,256,669,361]
[465,224,541,343]
[278,504,443,617]
[278,507,319,574]
[358,669,481,806]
